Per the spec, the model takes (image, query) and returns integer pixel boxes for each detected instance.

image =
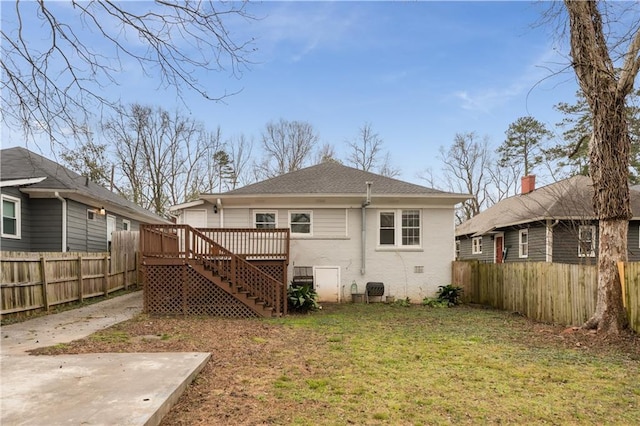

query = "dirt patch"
[32,314,329,425]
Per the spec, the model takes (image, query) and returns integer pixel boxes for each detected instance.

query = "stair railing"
[141,224,285,315]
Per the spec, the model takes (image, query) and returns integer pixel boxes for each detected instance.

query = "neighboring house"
[455,175,640,264]
[169,162,469,303]
[1,147,169,252]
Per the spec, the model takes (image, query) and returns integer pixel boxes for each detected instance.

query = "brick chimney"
[521,175,536,195]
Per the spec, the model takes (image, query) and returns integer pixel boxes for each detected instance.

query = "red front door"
[495,236,504,263]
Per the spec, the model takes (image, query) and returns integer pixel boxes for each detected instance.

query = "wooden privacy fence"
[1,231,140,317]
[452,261,640,333]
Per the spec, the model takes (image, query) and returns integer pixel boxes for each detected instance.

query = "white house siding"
[290,207,454,303]
[177,204,456,303]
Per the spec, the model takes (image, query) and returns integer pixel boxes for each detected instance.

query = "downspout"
[361,182,372,275]
[546,219,560,262]
[217,198,223,227]
[54,192,67,252]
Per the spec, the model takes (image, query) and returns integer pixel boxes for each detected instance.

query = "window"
[402,210,420,246]
[472,237,482,254]
[379,210,421,247]
[519,229,529,258]
[379,212,395,245]
[87,209,96,221]
[1,195,20,238]
[578,225,596,257]
[290,211,312,235]
[255,211,276,229]
[122,219,131,231]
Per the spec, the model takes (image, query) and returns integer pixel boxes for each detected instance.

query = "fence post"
[39,256,49,311]
[78,255,84,303]
[103,255,109,297]
[124,252,129,290]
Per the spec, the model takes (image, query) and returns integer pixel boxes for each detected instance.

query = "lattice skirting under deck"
[143,264,258,318]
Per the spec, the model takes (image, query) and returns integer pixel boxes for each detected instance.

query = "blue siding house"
[456,175,640,264]
[1,147,168,252]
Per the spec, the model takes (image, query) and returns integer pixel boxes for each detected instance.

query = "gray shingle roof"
[456,175,640,237]
[221,162,456,196]
[1,147,167,224]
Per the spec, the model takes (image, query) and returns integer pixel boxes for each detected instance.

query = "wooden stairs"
[187,259,277,318]
[141,224,288,318]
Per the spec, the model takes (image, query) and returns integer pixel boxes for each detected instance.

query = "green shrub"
[436,284,464,306]
[422,297,449,308]
[287,284,321,313]
[393,297,411,307]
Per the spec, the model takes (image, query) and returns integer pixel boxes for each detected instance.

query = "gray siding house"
[1,147,168,252]
[170,162,470,303]
[456,175,640,264]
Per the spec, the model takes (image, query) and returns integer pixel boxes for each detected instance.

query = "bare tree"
[345,122,384,172]
[227,133,255,189]
[104,103,216,216]
[378,152,401,178]
[564,1,640,335]
[196,127,226,194]
[1,1,254,146]
[59,125,112,187]
[256,119,319,179]
[315,143,339,164]
[486,162,523,206]
[440,132,492,223]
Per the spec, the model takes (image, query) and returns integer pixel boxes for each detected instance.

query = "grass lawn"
[36,303,640,425]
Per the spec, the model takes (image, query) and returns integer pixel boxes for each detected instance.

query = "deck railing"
[141,225,290,261]
[197,228,290,260]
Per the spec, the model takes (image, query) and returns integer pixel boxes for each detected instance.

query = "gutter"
[54,192,67,252]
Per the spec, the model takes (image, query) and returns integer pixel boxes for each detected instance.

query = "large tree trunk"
[584,219,628,334]
[564,0,640,335]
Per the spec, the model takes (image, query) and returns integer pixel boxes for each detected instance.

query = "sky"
[2,1,583,188]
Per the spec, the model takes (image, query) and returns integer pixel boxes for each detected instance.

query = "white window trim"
[578,225,596,258]
[472,237,482,255]
[289,210,313,236]
[254,210,278,229]
[87,209,96,221]
[377,209,422,249]
[1,194,21,239]
[122,219,131,231]
[519,229,529,258]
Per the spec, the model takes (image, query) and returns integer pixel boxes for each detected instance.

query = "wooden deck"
[140,225,290,317]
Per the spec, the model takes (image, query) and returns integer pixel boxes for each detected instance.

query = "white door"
[314,266,340,302]
[107,215,116,250]
[183,209,207,228]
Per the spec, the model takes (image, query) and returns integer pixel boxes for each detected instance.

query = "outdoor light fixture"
[213,204,218,214]
[99,207,106,215]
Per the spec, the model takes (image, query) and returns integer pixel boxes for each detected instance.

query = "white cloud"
[452,43,571,114]
[249,3,364,63]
